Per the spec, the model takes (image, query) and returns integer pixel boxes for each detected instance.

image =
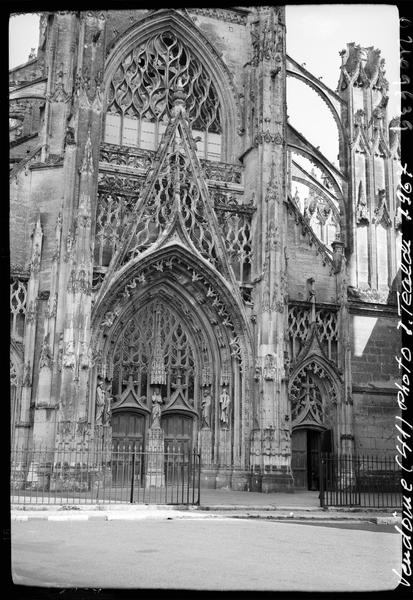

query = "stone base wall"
[353,392,398,453]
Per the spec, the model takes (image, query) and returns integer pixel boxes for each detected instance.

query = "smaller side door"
[291,429,307,489]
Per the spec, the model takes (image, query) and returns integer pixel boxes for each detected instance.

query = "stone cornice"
[347,301,398,318]
[288,300,339,311]
[188,7,249,25]
[352,385,397,396]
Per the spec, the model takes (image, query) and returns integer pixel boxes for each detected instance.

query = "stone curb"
[11,503,398,513]
[11,510,402,524]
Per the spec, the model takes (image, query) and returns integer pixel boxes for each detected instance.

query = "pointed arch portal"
[91,243,253,470]
[289,355,341,490]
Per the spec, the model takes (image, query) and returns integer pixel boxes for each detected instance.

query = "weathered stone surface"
[9,9,401,494]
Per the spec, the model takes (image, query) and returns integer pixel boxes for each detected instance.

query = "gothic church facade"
[10,7,402,492]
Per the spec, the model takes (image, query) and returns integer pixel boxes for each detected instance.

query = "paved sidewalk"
[200,488,320,509]
[11,488,401,524]
[11,508,400,524]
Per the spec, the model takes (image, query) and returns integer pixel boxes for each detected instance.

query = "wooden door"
[162,413,193,452]
[162,413,193,483]
[291,429,307,489]
[112,412,146,485]
[307,430,321,490]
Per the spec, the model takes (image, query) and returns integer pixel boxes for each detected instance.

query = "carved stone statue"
[103,379,113,425]
[201,390,212,429]
[95,378,106,424]
[219,386,230,428]
[151,388,163,429]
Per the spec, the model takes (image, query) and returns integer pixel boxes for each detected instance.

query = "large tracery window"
[105,31,222,160]
[111,300,196,405]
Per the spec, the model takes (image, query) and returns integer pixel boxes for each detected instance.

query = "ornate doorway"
[289,356,339,489]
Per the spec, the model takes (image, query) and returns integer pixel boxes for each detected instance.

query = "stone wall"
[353,392,398,453]
[10,171,32,270]
[350,310,400,453]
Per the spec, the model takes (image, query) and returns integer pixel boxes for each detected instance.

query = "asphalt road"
[11,518,401,591]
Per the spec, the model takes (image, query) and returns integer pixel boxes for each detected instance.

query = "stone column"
[19,216,43,428]
[245,6,293,491]
[145,427,165,488]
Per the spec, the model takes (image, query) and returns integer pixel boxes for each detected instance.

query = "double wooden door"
[111,411,194,485]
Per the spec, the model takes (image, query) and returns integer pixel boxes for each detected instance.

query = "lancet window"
[10,278,27,340]
[111,300,196,406]
[105,31,222,160]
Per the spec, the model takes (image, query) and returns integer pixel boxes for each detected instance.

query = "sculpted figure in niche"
[151,388,163,429]
[201,389,212,428]
[219,386,230,428]
[103,379,113,425]
[95,377,105,424]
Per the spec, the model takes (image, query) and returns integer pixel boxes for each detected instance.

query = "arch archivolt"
[103,9,241,161]
[92,245,252,359]
[90,246,253,447]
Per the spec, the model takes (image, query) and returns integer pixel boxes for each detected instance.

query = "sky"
[9,5,400,164]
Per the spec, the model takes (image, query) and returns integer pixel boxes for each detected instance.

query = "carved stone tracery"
[107,30,221,134]
[289,360,338,428]
[10,278,28,340]
[111,117,228,273]
[287,305,338,365]
[111,299,196,406]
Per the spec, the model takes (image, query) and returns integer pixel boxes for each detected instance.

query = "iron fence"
[320,453,402,508]
[11,446,201,506]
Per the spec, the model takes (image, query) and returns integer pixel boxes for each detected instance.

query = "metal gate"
[10,446,201,506]
[319,453,402,508]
